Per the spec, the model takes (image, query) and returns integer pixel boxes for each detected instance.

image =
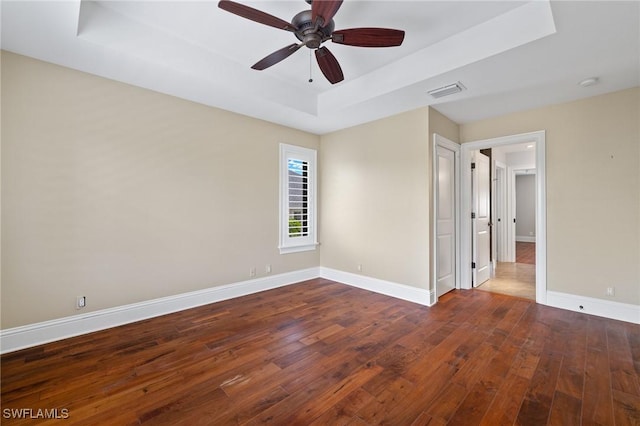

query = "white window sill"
[279,242,318,255]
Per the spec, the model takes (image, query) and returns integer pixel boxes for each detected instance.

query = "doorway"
[460,131,546,305]
[474,148,537,300]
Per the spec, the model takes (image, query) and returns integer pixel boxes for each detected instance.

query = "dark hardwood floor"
[2,279,639,425]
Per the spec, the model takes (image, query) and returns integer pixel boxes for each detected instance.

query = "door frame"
[432,134,461,303]
[460,131,547,305]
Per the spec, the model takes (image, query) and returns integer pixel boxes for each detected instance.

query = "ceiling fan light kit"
[218,0,405,84]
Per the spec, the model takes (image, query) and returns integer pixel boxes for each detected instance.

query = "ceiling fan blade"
[332,28,405,47]
[312,0,343,27]
[218,0,296,32]
[315,47,344,84]
[251,43,302,70]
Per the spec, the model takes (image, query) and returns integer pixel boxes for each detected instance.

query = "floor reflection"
[476,262,535,300]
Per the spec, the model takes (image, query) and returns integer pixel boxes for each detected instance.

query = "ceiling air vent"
[428,82,466,99]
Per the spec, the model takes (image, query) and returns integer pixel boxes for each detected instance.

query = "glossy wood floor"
[516,242,536,265]
[477,242,537,300]
[2,279,639,425]
[477,263,536,301]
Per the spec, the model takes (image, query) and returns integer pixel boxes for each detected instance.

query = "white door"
[436,145,456,297]
[472,151,491,286]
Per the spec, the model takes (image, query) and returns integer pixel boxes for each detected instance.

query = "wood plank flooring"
[2,279,639,425]
[516,242,536,265]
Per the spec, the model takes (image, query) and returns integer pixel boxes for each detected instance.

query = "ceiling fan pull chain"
[308,49,314,83]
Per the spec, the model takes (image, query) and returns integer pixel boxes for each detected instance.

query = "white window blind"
[279,144,317,254]
[287,158,309,238]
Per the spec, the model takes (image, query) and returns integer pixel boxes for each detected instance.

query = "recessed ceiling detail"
[2,1,638,134]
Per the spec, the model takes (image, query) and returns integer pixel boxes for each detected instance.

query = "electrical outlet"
[265,264,272,274]
[357,264,362,272]
[76,296,86,310]
[249,267,256,278]
[606,287,615,296]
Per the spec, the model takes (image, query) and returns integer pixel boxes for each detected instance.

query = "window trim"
[279,143,318,254]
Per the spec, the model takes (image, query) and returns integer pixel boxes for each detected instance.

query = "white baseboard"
[0,268,320,354]
[516,236,536,243]
[14,268,635,354]
[320,267,433,307]
[546,291,640,324]
[0,267,433,354]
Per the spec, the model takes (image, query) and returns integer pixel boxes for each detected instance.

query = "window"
[279,143,317,254]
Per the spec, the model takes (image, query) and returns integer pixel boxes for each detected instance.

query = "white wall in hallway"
[516,174,536,241]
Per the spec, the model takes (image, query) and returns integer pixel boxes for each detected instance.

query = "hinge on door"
[471,162,476,169]
[471,262,476,269]
[471,212,476,219]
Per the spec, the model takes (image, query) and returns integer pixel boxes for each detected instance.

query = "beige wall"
[461,87,640,305]
[4,48,637,332]
[1,52,320,328]
[429,107,460,144]
[319,108,431,290]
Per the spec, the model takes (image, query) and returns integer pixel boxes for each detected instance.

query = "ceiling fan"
[218,0,405,84]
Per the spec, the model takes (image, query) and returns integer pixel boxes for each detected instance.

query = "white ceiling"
[2,1,639,135]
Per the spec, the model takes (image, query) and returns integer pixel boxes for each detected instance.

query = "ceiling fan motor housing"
[292,10,334,49]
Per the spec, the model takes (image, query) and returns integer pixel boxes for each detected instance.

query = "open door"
[472,151,491,286]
